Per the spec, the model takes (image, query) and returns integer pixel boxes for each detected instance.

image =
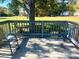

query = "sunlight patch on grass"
[35,16,79,23]
[0,16,79,23]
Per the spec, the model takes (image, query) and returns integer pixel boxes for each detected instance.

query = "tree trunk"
[28,0,35,21]
[28,0,35,33]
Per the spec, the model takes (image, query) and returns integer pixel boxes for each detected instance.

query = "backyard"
[0,0,79,59]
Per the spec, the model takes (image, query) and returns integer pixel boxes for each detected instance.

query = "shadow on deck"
[11,38,79,59]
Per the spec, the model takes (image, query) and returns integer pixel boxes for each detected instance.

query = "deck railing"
[0,20,79,39]
[0,21,70,38]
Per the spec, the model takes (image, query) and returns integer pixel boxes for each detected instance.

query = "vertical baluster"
[52,23,54,33]
[11,23,13,33]
[21,22,23,32]
[52,22,53,32]
[51,23,53,34]
[25,23,28,32]
[41,21,44,38]
[17,22,18,33]
[25,22,26,32]
[26,22,27,32]
[54,23,56,35]
[23,23,26,31]
[8,22,11,34]
[23,23,25,31]
[48,22,50,33]
[56,24,58,34]
[10,23,12,33]
[34,21,36,33]
[25,23,26,31]
[15,22,17,34]
[58,24,60,37]
[35,22,36,33]
[5,23,8,34]
[27,22,30,32]
[3,24,6,35]
[18,22,21,33]
[12,23,14,33]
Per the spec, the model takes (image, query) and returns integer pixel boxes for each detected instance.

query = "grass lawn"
[0,16,79,23]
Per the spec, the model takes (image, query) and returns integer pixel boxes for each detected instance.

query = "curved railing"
[67,22,79,47]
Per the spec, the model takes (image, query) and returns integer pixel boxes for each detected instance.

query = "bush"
[0,12,7,17]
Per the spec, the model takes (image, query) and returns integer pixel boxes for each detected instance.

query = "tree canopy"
[0,0,75,16]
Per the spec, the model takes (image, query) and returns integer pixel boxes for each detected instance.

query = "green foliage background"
[0,0,76,16]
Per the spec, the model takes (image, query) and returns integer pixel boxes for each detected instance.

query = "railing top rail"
[0,20,68,23]
[68,21,79,26]
[0,21,9,25]
[0,20,79,26]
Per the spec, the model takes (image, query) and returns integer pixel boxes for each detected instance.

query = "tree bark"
[28,0,35,21]
[28,0,35,33]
